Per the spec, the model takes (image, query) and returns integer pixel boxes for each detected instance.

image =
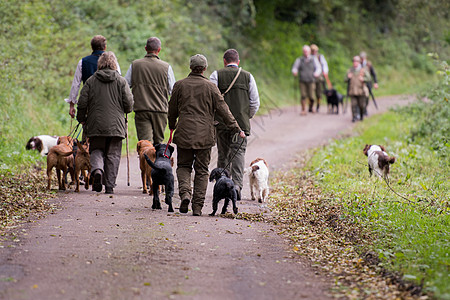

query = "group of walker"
[67,35,259,216]
[291,44,378,121]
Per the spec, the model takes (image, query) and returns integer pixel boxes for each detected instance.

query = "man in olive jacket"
[210,49,260,200]
[125,37,175,144]
[77,51,134,194]
[168,54,245,216]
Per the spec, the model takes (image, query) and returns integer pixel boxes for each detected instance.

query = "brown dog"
[46,136,75,190]
[74,139,91,192]
[137,140,156,194]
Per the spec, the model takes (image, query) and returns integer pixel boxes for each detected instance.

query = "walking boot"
[92,169,102,193]
[179,199,190,214]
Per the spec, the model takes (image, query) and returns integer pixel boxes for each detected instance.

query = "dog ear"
[379,145,386,152]
[363,144,370,156]
[136,141,141,153]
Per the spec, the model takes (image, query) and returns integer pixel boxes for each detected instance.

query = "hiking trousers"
[89,136,122,190]
[176,148,211,214]
[216,126,248,192]
[134,111,167,144]
[351,96,366,120]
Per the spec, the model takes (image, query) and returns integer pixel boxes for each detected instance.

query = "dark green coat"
[168,73,241,149]
[77,69,134,139]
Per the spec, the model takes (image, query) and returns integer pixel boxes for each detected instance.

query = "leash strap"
[222,67,242,96]
[163,129,174,158]
[69,122,81,138]
[219,133,245,177]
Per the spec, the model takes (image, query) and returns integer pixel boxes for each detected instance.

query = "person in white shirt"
[65,35,121,119]
[291,45,322,115]
[311,44,332,113]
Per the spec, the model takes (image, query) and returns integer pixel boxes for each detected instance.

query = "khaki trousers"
[299,82,316,111]
[176,148,211,213]
[134,111,167,144]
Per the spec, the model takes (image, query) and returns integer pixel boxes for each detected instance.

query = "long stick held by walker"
[126,114,130,186]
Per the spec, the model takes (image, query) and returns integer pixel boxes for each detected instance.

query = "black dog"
[325,89,344,114]
[144,144,175,212]
[208,168,238,216]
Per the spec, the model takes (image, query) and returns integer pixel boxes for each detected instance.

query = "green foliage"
[0,0,449,173]
[309,74,449,297]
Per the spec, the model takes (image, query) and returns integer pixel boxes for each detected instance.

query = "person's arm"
[209,70,218,86]
[76,82,89,124]
[67,59,82,118]
[313,56,322,77]
[320,55,329,75]
[321,55,332,89]
[248,74,260,118]
[124,64,132,87]
[121,79,134,114]
[167,65,176,96]
[168,83,180,130]
[291,58,300,76]
[116,60,121,75]
[369,64,378,88]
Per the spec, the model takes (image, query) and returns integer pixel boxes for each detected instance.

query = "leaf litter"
[219,154,427,300]
[0,168,57,235]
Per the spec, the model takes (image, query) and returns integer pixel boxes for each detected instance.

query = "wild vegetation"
[268,60,448,298]
[1,0,448,173]
[0,0,448,297]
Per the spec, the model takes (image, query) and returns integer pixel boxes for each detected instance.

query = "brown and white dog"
[363,144,396,179]
[26,135,59,156]
[137,140,156,195]
[74,139,91,192]
[245,158,270,204]
[46,136,75,190]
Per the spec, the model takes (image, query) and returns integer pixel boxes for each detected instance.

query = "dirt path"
[0,96,412,300]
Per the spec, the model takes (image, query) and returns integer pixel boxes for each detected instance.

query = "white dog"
[363,144,396,179]
[245,158,269,204]
[26,135,59,156]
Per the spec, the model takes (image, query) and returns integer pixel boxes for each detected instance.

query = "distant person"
[291,45,322,115]
[125,37,175,144]
[310,44,331,113]
[210,49,260,200]
[77,52,134,194]
[360,51,378,115]
[346,56,370,122]
[168,54,244,216]
[66,35,121,118]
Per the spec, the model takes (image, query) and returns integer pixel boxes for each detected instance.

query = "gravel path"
[0,96,412,300]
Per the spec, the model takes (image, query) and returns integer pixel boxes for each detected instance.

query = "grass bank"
[267,83,448,298]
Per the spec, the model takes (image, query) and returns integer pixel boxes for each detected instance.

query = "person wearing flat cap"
[168,54,245,216]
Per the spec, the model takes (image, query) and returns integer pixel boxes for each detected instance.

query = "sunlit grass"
[309,109,449,298]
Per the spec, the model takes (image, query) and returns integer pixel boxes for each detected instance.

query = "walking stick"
[343,79,350,114]
[126,114,130,186]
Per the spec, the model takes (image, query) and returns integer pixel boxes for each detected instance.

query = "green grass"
[308,109,449,298]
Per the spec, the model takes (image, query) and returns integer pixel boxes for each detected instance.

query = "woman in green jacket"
[77,51,134,194]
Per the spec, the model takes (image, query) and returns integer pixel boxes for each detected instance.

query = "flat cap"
[190,54,208,69]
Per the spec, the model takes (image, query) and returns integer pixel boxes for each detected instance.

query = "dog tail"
[144,153,166,173]
[52,148,74,156]
[388,156,396,164]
